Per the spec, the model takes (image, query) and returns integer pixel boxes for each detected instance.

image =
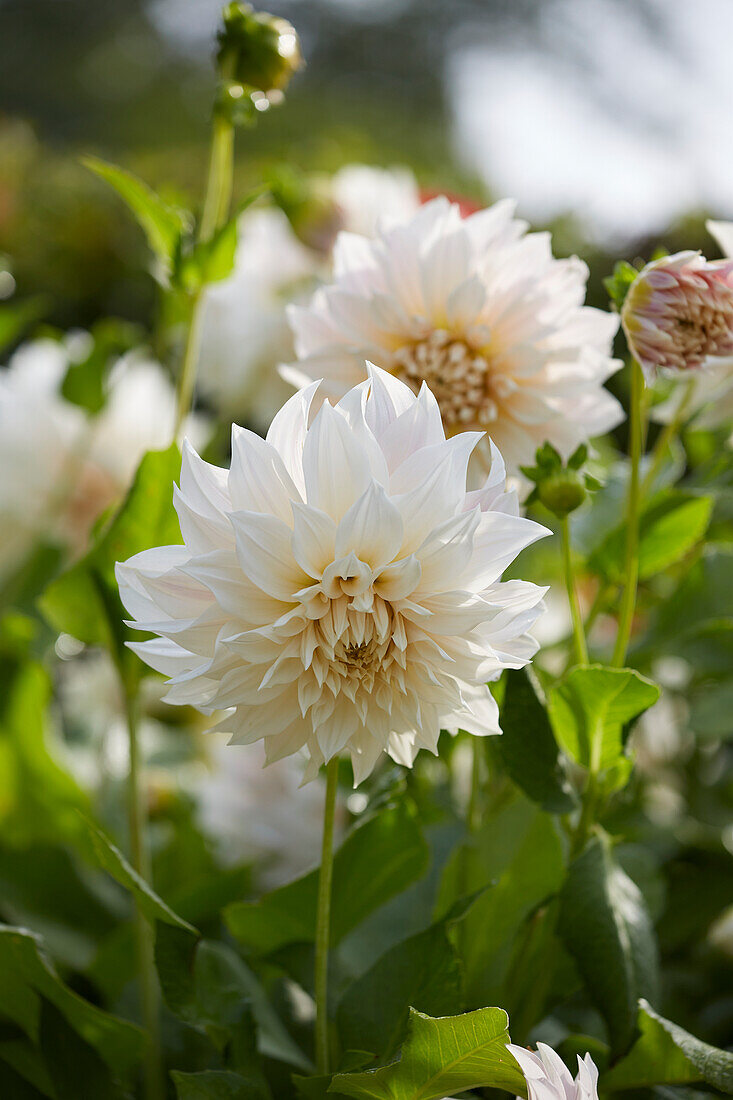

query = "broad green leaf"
[39,998,122,1100]
[331,1007,526,1100]
[0,543,63,615]
[589,490,712,583]
[438,800,565,1009]
[336,913,464,1061]
[0,1056,48,1100]
[497,670,575,813]
[0,660,89,847]
[155,931,311,1073]
[0,1038,55,1098]
[557,834,659,1057]
[80,814,197,933]
[601,999,733,1092]
[548,665,659,771]
[172,1070,254,1100]
[225,803,428,953]
[83,156,190,277]
[39,444,182,672]
[0,925,144,1073]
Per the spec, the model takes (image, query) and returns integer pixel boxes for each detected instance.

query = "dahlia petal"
[302,402,373,519]
[232,510,309,600]
[335,481,403,570]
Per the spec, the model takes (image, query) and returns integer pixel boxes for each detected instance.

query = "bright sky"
[449,0,733,243]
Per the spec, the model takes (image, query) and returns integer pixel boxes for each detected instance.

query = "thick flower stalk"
[284,197,623,476]
[621,250,733,381]
[507,1043,599,1100]
[117,367,548,785]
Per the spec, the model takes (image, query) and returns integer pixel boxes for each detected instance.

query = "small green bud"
[536,471,587,517]
[217,3,303,96]
[522,442,602,518]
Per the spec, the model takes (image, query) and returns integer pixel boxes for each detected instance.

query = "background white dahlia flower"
[117,367,548,785]
[0,338,204,580]
[507,1043,599,1100]
[285,197,623,477]
[197,167,420,431]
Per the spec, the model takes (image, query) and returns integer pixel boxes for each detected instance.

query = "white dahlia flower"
[507,1044,599,1100]
[197,168,420,431]
[285,197,623,477]
[117,367,548,785]
[0,338,204,580]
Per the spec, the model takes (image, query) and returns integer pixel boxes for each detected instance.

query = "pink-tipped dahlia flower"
[117,367,548,785]
[621,251,733,381]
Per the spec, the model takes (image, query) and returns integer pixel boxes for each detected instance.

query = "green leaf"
[601,1000,733,1092]
[548,665,659,771]
[80,814,197,933]
[39,444,182,674]
[497,670,575,813]
[39,998,121,1100]
[0,296,47,354]
[438,800,565,1009]
[225,802,428,954]
[0,925,144,1073]
[331,1007,526,1100]
[589,490,713,583]
[172,1070,254,1100]
[0,660,89,847]
[83,156,190,278]
[604,260,640,311]
[557,834,659,1057]
[177,220,238,292]
[336,913,464,1061]
[0,1038,55,1098]
[156,931,311,1073]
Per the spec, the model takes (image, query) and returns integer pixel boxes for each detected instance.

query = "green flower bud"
[536,471,587,517]
[217,3,303,95]
[521,442,601,518]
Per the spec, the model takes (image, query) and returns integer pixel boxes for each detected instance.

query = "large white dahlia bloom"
[117,367,548,785]
[285,197,623,475]
[507,1044,599,1100]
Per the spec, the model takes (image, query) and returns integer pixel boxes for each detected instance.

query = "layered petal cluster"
[285,197,623,476]
[197,167,420,430]
[117,368,548,785]
[0,339,204,580]
[622,250,733,381]
[651,223,733,430]
[507,1044,599,1100]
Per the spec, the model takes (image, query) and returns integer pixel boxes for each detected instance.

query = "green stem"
[612,360,645,668]
[174,64,235,439]
[123,686,164,1100]
[198,106,235,245]
[315,756,339,1075]
[640,378,695,497]
[467,738,483,834]
[560,516,588,666]
[174,288,204,439]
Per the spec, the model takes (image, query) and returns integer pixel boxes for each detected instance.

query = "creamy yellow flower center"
[674,307,733,363]
[392,329,498,429]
